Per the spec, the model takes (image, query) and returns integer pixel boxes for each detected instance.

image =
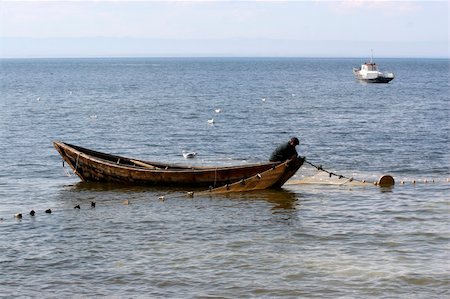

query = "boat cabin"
[362,62,378,72]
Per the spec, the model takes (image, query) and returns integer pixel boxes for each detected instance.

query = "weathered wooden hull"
[53,141,303,190]
[199,158,303,194]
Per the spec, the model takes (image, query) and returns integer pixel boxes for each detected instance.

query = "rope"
[62,160,72,177]
[75,153,80,172]
[304,158,360,185]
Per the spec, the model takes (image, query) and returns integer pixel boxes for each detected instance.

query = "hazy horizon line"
[1,37,448,59]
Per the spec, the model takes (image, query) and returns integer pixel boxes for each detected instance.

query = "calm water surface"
[0,58,448,298]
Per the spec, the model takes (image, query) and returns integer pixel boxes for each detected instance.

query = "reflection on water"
[60,182,299,211]
[64,181,193,194]
[210,188,298,210]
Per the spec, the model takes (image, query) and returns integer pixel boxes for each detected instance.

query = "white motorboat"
[353,53,395,83]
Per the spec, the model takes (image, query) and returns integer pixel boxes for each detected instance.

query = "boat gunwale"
[53,141,278,174]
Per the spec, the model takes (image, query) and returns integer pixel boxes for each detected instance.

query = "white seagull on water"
[182,151,197,159]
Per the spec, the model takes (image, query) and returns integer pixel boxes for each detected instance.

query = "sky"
[0,0,448,58]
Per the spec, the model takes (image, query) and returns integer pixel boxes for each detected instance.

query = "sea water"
[0,58,448,298]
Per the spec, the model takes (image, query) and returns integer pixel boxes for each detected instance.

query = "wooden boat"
[53,141,303,191]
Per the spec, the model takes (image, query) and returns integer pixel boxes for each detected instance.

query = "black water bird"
[30,210,35,216]
[45,209,52,214]
[74,205,80,209]
[91,201,96,208]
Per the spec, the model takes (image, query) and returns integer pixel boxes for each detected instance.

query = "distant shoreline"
[1,37,447,60]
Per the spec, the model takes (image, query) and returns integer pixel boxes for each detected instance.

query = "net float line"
[302,158,395,187]
[397,178,450,185]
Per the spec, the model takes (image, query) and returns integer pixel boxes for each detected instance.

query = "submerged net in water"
[287,162,395,187]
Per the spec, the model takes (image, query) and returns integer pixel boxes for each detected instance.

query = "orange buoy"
[378,175,395,187]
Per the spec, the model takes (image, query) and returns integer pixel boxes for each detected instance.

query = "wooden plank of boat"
[53,141,290,188]
[197,158,303,194]
[129,159,161,170]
